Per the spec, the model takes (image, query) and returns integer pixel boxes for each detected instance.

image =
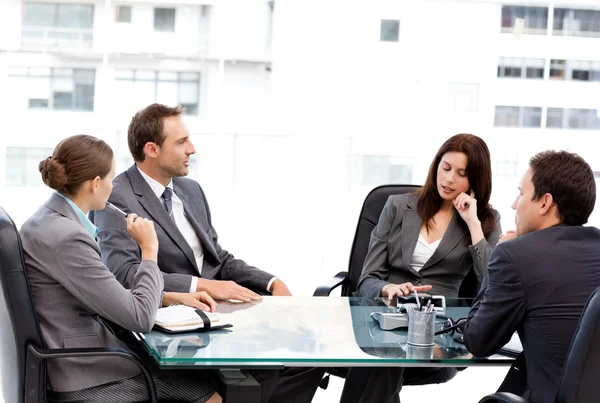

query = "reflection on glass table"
[136,297,515,369]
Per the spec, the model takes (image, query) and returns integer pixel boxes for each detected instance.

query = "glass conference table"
[135,296,517,402]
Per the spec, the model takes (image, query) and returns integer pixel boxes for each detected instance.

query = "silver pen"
[105,202,127,217]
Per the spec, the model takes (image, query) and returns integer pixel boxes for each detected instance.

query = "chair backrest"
[0,207,47,403]
[557,286,600,403]
[343,184,481,298]
[344,185,421,296]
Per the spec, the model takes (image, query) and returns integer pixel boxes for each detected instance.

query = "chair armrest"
[27,344,157,403]
[479,392,529,403]
[313,271,348,296]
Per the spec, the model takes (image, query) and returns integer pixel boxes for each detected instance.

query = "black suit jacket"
[92,165,275,293]
[463,224,600,403]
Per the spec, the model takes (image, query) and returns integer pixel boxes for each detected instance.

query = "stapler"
[370,312,409,330]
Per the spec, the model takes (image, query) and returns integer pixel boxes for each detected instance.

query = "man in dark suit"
[93,103,323,403]
[463,150,600,403]
[94,104,291,300]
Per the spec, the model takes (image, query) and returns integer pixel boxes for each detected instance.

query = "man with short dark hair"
[93,103,324,403]
[95,103,291,299]
[463,150,600,403]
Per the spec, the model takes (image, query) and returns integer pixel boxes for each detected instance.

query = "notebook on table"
[154,305,233,333]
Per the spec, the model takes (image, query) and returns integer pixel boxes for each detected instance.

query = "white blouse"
[410,234,442,272]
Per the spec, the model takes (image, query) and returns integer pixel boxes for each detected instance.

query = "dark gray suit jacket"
[20,193,163,391]
[357,194,501,298]
[93,165,275,293]
[463,224,600,403]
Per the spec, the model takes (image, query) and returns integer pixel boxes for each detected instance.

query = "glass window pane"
[156,81,178,106]
[526,67,544,78]
[117,6,132,23]
[53,91,73,110]
[180,72,199,81]
[380,19,400,42]
[115,70,134,80]
[154,8,176,32]
[495,106,519,127]
[522,107,542,127]
[57,4,94,29]
[547,108,564,128]
[178,81,198,104]
[23,3,56,27]
[158,72,178,80]
[136,70,156,80]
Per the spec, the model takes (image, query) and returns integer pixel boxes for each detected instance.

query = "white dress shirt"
[137,167,277,293]
[138,168,203,293]
[410,234,441,272]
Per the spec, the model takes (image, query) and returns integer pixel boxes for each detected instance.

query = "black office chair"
[313,184,480,298]
[0,207,158,403]
[479,286,600,403]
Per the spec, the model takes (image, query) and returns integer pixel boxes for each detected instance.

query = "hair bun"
[39,156,68,191]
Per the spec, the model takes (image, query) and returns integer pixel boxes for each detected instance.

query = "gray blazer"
[20,193,163,392]
[357,194,501,298]
[93,165,274,293]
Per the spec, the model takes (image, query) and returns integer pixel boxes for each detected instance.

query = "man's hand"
[499,230,517,244]
[197,279,262,302]
[381,282,433,302]
[270,279,292,296]
[162,291,217,312]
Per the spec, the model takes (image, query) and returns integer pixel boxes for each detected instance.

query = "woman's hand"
[382,282,432,302]
[453,190,479,226]
[126,214,159,262]
[163,291,217,312]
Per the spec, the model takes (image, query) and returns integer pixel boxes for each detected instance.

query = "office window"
[570,60,600,82]
[8,67,95,111]
[154,8,176,32]
[116,6,132,23]
[5,147,53,187]
[494,106,542,128]
[501,6,548,34]
[568,109,600,129]
[546,108,564,128]
[553,8,600,37]
[546,108,600,129]
[115,70,200,115]
[497,57,544,79]
[550,59,566,79]
[380,19,400,42]
[495,154,519,177]
[22,3,94,47]
[352,155,412,187]
[550,59,600,81]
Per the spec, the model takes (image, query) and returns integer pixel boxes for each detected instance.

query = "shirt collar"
[56,193,99,239]
[137,166,173,200]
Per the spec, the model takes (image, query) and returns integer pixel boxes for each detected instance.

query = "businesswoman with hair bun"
[340,133,502,403]
[21,134,220,403]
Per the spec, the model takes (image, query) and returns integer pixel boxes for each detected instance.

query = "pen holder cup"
[406,344,434,359]
[407,306,436,346]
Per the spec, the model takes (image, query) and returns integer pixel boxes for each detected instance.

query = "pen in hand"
[105,202,127,217]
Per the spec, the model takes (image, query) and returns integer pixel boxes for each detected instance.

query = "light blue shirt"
[57,193,100,240]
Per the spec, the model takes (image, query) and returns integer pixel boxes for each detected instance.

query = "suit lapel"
[401,198,423,273]
[173,183,219,262]
[421,211,467,271]
[127,166,198,269]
